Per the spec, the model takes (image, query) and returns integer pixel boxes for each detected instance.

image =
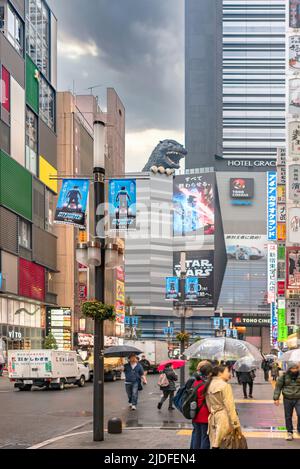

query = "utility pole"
[93,120,106,442]
[179,252,187,386]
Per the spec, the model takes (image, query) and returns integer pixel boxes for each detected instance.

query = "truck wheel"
[19,384,32,392]
[111,372,117,382]
[58,379,65,391]
[78,375,85,387]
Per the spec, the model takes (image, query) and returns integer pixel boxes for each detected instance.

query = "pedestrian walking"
[190,362,213,450]
[140,355,151,384]
[261,358,270,382]
[273,362,300,441]
[236,369,255,399]
[271,362,280,382]
[124,353,145,411]
[205,365,242,449]
[157,363,178,410]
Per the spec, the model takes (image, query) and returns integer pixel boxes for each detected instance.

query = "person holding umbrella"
[157,362,178,410]
[124,353,145,411]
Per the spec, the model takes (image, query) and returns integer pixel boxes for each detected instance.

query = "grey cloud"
[48,0,184,133]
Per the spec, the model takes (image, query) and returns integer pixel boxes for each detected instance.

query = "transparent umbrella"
[233,356,259,372]
[184,337,262,362]
[280,349,300,364]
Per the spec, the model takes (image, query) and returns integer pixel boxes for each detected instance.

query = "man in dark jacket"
[236,370,255,399]
[261,359,270,382]
[124,354,144,410]
[157,363,178,410]
[140,355,151,384]
[274,362,300,440]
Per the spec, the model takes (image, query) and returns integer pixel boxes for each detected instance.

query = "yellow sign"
[39,156,58,194]
[277,185,286,203]
[78,230,87,243]
[277,223,286,241]
[116,280,125,303]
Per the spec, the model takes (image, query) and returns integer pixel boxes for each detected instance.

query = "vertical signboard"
[290,0,300,29]
[165,277,180,301]
[290,36,300,70]
[115,267,125,331]
[287,207,300,243]
[288,164,300,202]
[46,308,72,351]
[277,299,288,342]
[289,79,300,116]
[267,172,277,241]
[286,247,300,295]
[268,244,277,304]
[288,122,300,159]
[54,179,90,227]
[109,179,137,231]
[185,277,200,302]
[271,303,278,348]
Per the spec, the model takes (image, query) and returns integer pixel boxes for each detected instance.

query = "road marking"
[176,430,300,439]
[28,430,93,449]
[235,399,276,404]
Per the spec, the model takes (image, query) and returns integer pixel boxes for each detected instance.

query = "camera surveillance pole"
[93,120,106,442]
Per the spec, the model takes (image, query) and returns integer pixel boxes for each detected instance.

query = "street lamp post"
[179,252,186,386]
[93,120,106,442]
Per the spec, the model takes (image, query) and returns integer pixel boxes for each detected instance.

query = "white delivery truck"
[124,340,169,373]
[8,350,90,391]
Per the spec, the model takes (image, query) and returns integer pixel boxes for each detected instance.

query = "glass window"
[19,218,32,250]
[25,107,38,175]
[26,0,50,79]
[0,6,4,29]
[1,66,10,112]
[7,5,24,55]
[45,189,54,233]
[39,76,55,131]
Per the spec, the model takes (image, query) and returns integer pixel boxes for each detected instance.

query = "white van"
[8,350,90,391]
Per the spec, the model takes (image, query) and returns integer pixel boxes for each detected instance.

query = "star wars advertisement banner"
[185,277,201,302]
[290,36,300,70]
[287,248,300,294]
[290,0,300,28]
[288,164,300,202]
[108,179,136,231]
[165,277,180,301]
[173,174,215,237]
[54,179,90,227]
[173,251,214,307]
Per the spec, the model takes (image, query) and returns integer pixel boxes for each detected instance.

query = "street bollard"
[108,418,122,434]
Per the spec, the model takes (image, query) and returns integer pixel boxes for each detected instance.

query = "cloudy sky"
[48,0,185,172]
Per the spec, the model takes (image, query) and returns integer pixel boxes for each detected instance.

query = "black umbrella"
[104,345,143,358]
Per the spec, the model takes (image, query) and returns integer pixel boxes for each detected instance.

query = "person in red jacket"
[191,363,213,450]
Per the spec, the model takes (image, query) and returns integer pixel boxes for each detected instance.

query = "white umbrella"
[184,337,262,361]
[280,349,300,363]
[233,356,259,372]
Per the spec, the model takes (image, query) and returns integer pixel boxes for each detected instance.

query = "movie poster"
[173,251,214,307]
[225,234,267,261]
[290,0,300,29]
[165,277,180,301]
[173,174,215,237]
[54,179,89,227]
[286,248,300,292]
[109,179,136,231]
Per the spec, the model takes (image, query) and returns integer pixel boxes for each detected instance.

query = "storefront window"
[25,107,38,175]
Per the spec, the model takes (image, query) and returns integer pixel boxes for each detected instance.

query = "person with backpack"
[157,363,178,410]
[273,362,300,441]
[205,365,242,449]
[191,363,213,450]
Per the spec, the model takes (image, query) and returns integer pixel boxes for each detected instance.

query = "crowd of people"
[122,353,300,448]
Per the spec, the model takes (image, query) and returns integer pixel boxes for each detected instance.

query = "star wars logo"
[175,259,214,278]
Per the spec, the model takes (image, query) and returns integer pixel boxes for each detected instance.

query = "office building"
[0,0,58,350]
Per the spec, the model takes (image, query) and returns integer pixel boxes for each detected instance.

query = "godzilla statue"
[142,139,187,172]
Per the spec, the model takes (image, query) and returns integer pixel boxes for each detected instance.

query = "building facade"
[0,0,58,351]
[54,90,125,348]
[223,0,286,160]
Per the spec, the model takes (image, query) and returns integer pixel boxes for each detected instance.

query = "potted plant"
[82,300,116,322]
[176,332,190,344]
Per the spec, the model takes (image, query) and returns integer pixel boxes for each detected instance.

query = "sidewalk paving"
[31,370,300,450]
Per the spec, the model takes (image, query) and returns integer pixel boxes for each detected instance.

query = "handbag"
[138,380,143,391]
[157,372,170,388]
[219,428,248,450]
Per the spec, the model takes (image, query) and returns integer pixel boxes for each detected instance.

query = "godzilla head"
[143,139,187,172]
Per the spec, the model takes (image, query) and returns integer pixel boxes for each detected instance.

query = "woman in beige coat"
[205,364,241,449]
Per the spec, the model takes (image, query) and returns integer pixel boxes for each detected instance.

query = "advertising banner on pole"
[277,299,288,342]
[268,244,277,304]
[165,277,180,301]
[108,179,136,231]
[267,172,277,241]
[288,207,300,244]
[185,277,200,302]
[54,179,90,227]
[288,164,300,202]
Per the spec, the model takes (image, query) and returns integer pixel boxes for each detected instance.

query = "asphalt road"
[0,374,187,449]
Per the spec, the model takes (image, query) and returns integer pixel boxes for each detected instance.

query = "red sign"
[278,281,285,296]
[79,283,87,301]
[19,258,45,302]
[116,267,125,282]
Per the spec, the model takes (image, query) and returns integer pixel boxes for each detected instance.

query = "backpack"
[174,378,206,420]
[157,372,169,388]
